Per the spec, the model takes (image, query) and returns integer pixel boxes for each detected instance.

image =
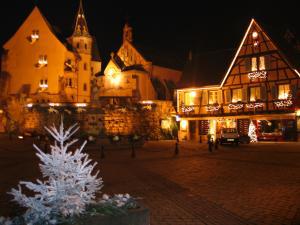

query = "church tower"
[69,0,93,103]
[123,23,133,43]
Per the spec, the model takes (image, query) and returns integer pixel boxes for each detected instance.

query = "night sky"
[1,0,299,69]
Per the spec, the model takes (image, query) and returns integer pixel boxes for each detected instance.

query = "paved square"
[1,136,300,225]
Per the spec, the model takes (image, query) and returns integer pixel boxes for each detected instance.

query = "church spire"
[123,23,133,43]
[73,0,90,37]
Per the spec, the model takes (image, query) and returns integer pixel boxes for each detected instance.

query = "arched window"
[83,83,87,91]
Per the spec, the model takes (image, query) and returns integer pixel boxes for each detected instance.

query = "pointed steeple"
[123,23,133,43]
[73,0,90,37]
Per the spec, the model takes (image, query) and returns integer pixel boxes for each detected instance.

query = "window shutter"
[242,87,248,102]
[245,58,251,72]
[291,84,298,97]
[271,85,278,99]
[261,86,267,101]
[225,89,231,103]
[217,90,223,104]
[265,55,271,70]
[202,90,208,105]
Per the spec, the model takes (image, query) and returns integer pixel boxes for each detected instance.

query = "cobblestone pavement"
[1,136,300,225]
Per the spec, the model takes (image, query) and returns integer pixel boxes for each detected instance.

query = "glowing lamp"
[75,103,87,107]
[26,103,33,108]
[0,109,3,114]
[296,110,300,117]
[18,135,24,139]
[180,120,188,131]
[190,91,196,97]
[252,31,258,39]
[49,103,61,107]
[175,115,181,122]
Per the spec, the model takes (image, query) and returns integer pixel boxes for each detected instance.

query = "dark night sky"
[1,0,299,69]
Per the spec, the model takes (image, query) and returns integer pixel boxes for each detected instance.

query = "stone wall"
[15,100,176,140]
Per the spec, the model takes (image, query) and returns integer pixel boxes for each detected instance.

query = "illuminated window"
[209,91,218,104]
[251,57,257,71]
[251,56,265,71]
[83,83,87,91]
[250,87,261,101]
[259,56,265,70]
[29,30,39,44]
[184,91,196,106]
[39,79,48,88]
[278,84,290,99]
[232,89,242,102]
[37,55,48,67]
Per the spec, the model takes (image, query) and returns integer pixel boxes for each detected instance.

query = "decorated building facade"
[177,19,300,142]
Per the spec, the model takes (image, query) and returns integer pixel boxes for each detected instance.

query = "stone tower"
[69,0,93,103]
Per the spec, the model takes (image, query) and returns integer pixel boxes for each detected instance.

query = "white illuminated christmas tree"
[9,119,103,224]
[248,120,257,142]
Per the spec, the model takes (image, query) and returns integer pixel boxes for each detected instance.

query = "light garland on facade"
[228,103,244,110]
[274,99,293,108]
[246,102,264,109]
[181,105,194,113]
[206,105,220,112]
[248,70,267,79]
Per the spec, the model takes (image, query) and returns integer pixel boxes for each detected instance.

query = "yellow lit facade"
[0,2,101,105]
[98,23,182,102]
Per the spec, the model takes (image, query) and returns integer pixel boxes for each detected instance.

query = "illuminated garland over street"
[248,71,267,79]
[246,102,264,109]
[206,105,220,112]
[228,103,244,110]
[274,99,293,108]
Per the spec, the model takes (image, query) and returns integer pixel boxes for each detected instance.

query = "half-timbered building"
[177,19,300,142]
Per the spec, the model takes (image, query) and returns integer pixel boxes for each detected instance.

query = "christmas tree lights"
[248,120,257,142]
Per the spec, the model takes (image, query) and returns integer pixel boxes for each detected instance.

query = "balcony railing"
[178,100,295,116]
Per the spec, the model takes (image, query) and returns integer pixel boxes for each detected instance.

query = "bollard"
[131,143,136,158]
[175,141,179,156]
[101,145,105,159]
[215,139,219,150]
[208,138,213,152]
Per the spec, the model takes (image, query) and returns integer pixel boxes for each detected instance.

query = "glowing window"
[232,89,242,102]
[184,92,197,106]
[251,57,257,71]
[250,87,261,101]
[38,55,48,67]
[259,56,265,70]
[209,91,218,104]
[278,84,290,99]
